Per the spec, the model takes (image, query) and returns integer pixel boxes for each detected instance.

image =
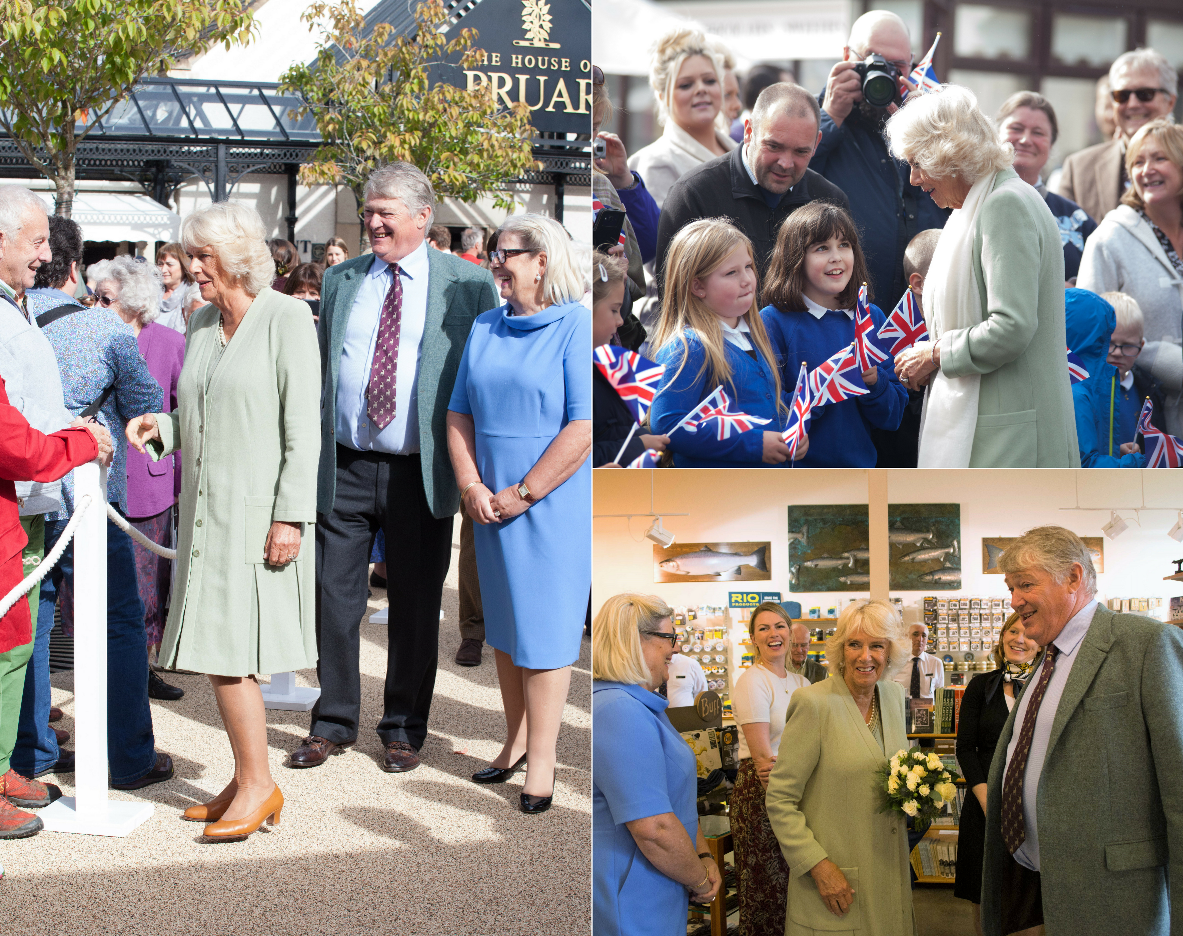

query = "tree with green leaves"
[0,0,256,216]
[280,0,538,219]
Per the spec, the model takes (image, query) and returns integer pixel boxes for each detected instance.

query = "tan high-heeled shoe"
[202,786,283,842]
[182,789,236,822]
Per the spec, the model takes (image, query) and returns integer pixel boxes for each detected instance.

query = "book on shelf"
[909,699,934,734]
[933,686,966,734]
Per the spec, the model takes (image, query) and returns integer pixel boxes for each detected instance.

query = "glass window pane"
[97,97,149,135]
[954,4,1030,61]
[1051,14,1127,69]
[1147,20,1183,71]
[134,88,193,136]
[947,69,1028,120]
[263,91,320,140]
[1040,77,1104,175]
[219,90,282,138]
[177,87,237,137]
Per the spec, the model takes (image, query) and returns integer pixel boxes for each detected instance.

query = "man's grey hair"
[750,82,821,137]
[461,227,482,252]
[0,187,48,239]
[996,526,1098,595]
[97,255,163,326]
[364,162,436,225]
[1111,48,1178,100]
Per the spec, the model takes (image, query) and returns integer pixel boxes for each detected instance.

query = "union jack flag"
[809,343,869,405]
[877,288,929,355]
[781,363,812,459]
[627,448,662,468]
[904,33,942,99]
[1066,348,1089,384]
[669,386,770,442]
[853,283,890,371]
[593,344,664,423]
[1138,399,1183,467]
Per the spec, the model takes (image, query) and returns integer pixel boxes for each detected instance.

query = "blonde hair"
[1122,120,1183,212]
[825,599,908,679]
[992,611,1024,668]
[497,213,584,307]
[180,202,275,297]
[592,593,675,685]
[653,218,785,417]
[748,602,791,663]
[1102,291,1145,334]
[592,249,628,306]
[996,526,1097,595]
[649,28,725,128]
[886,84,1014,186]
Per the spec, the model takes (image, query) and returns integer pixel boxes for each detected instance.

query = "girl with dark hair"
[760,202,906,467]
[268,239,299,292]
[283,263,324,321]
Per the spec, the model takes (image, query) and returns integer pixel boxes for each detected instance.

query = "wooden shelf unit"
[911,825,960,885]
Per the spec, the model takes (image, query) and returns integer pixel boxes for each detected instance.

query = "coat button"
[199,425,204,433]
[196,457,201,466]
[198,490,203,495]
[192,549,200,557]
[195,519,202,527]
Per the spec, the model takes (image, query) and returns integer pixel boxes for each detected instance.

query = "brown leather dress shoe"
[455,638,483,667]
[288,736,350,768]
[381,741,420,772]
[53,726,69,745]
[48,707,63,723]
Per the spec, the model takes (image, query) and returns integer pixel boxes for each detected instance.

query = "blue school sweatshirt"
[651,328,787,467]
[760,299,906,467]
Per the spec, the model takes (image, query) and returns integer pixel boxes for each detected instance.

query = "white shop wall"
[592,469,1183,625]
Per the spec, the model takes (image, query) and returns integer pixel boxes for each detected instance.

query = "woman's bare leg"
[521,664,572,798]
[490,649,528,768]
[208,675,274,821]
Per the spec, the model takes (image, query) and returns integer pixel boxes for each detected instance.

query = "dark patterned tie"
[1001,644,1059,853]
[366,263,402,430]
[910,657,921,698]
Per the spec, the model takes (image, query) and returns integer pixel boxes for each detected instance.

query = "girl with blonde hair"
[649,218,805,466]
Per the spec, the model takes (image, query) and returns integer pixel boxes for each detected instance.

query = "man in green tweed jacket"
[290,162,499,774]
[981,526,1183,936]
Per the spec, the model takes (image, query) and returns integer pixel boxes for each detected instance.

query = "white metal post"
[260,670,320,711]
[40,462,154,836]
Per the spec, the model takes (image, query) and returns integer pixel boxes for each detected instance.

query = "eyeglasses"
[489,247,534,264]
[1108,341,1143,356]
[642,631,680,646]
[94,293,116,307]
[1111,87,1169,104]
[592,65,604,86]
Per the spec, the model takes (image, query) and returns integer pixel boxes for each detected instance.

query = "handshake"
[72,417,114,467]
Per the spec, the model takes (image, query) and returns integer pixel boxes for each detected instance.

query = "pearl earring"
[535,274,541,282]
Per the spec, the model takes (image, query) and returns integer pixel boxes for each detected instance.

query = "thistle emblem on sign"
[514,0,561,48]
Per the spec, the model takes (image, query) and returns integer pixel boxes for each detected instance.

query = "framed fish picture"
[787,505,869,592]
[653,542,772,583]
[982,536,1104,574]
[887,504,961,590]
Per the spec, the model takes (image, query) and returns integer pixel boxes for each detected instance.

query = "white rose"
[938,782,957,803]
[913,752,926,761]
[915,765,927,778]
[888,776,900,794]
[906,771,920,791]
[919,784,930,797]
[890,756,901,774]
[902,800,919,817]
[927,753,942,770]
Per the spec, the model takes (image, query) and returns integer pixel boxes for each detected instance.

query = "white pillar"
[260,671,320,711]
[40,462,154,836]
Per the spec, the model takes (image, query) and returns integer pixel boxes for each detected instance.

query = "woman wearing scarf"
[886,85,1079,467]
[953,613,1039,935]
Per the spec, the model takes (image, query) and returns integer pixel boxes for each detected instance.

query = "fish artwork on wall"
[654,542,772,583]
[982,536,1104,574]
[888,505,961,591]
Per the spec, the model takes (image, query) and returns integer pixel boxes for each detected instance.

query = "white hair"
[1111,48,1177,99]
[364,162,436,226]
[180,202,274,297]
[825,599,910,680]
[886,84,1013,185]
[98,255,163,326]
[0,187,48,239]
[86,259,112,288]
[498,213,585,307]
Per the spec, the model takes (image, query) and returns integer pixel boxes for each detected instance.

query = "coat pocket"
[1105,837,1168,871]
[787,866,860,932]
[972,409,1037,466]
[1084,691,1130,711]
[244,495,276,565]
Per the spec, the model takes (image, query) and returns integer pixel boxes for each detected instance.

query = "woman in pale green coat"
[885,85,1079,468]
[127,202,319,843]
[765,600,916,936]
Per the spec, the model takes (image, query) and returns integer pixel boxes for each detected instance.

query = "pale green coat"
[766,674,917,936]
[149,288,320,677]
[937,168,1080,467]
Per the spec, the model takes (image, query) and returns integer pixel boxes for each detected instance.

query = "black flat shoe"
[148,670,184,701]
[472,752,526,784]
[520,791,553,814]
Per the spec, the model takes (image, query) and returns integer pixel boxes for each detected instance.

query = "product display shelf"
[694,831,735,936]
[911,825,960,884]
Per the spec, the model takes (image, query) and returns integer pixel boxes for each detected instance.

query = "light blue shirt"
[1006,598,1098,871]
[334,240,430,455]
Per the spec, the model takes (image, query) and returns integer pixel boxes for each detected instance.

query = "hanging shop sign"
[435,0,592,135]
[728,591,782,609]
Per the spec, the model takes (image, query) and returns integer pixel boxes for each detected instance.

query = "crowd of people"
[592,11,1183,469]
[0,160,591,841]
[593,526,1183,936]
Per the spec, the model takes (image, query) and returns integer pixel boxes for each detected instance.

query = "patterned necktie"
[1001,644,1059,853]
[910,657,921,698]
[366,263,402,430]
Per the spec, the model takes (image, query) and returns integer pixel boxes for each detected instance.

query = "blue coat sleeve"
[809,103,847,176]
[594,694,676,825]
[617,173,661,265]
[854,305,906,430]
[1073,381,1145,467]
[111,327,164,425]
[651,337,766,465]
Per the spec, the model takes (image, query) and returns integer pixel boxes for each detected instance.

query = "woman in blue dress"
[446,213,591,814]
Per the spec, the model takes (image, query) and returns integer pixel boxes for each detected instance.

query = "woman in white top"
[730,602,810,936]
[155,242,202,334]
[628,28,738,209]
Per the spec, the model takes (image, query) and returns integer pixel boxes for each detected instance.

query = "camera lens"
[863,71,897,108]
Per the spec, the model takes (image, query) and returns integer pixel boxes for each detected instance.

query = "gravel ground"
[2,532,591,935]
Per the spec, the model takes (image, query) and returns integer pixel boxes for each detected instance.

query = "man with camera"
[811,11,948,307]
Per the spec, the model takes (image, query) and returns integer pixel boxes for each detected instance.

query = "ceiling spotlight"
[645,516,675,548]
[1102,510,1128,540]
[1169,511,1183,543]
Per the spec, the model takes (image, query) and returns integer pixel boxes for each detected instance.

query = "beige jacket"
[627,120,737,209]
[1054,139,1123,226]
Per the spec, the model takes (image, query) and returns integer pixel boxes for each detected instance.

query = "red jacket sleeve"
[0,395,98,483]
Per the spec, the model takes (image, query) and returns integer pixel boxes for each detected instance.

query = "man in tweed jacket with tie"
[289,163,498,773]
[980,526,1183,936]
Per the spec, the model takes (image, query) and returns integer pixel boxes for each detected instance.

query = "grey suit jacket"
[981,606,1183,936]
[1054,139,1123,227]
[316,248,499,519]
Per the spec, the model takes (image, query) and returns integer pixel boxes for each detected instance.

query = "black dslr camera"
[852,53,902,108]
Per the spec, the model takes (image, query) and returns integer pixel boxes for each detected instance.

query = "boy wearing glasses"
[1056,48,1178,223]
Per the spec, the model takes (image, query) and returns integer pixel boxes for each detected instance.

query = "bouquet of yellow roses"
[875,747,961,823]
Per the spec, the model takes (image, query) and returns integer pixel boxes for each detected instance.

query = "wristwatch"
[517,481,536,505]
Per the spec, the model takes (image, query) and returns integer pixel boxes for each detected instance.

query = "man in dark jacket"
[811,10,948,305]
[655,82,848,292]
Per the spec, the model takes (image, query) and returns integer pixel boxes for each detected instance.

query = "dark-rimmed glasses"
[489,247,533,264]
[1109,341,1143,356]
[642,630,679,646]
[94,293,117,308]
[1112,87,1170,104]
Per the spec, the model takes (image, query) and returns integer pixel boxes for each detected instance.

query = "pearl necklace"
[864,689,877,726]
[217,314,228,348]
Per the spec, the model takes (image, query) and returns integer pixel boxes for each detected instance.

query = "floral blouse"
[1143,211,1183,276]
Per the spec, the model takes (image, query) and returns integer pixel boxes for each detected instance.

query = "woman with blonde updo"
[628,28,738,208]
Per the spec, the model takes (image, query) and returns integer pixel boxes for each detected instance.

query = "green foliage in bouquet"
[876,746,961,824]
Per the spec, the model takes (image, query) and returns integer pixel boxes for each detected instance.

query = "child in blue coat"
[759,202,906,467]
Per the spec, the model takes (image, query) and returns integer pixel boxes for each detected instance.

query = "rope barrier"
[0,494,93,621]
[105,503,177,560]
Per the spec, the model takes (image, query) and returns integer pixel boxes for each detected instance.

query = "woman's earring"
[535,274,541,282]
